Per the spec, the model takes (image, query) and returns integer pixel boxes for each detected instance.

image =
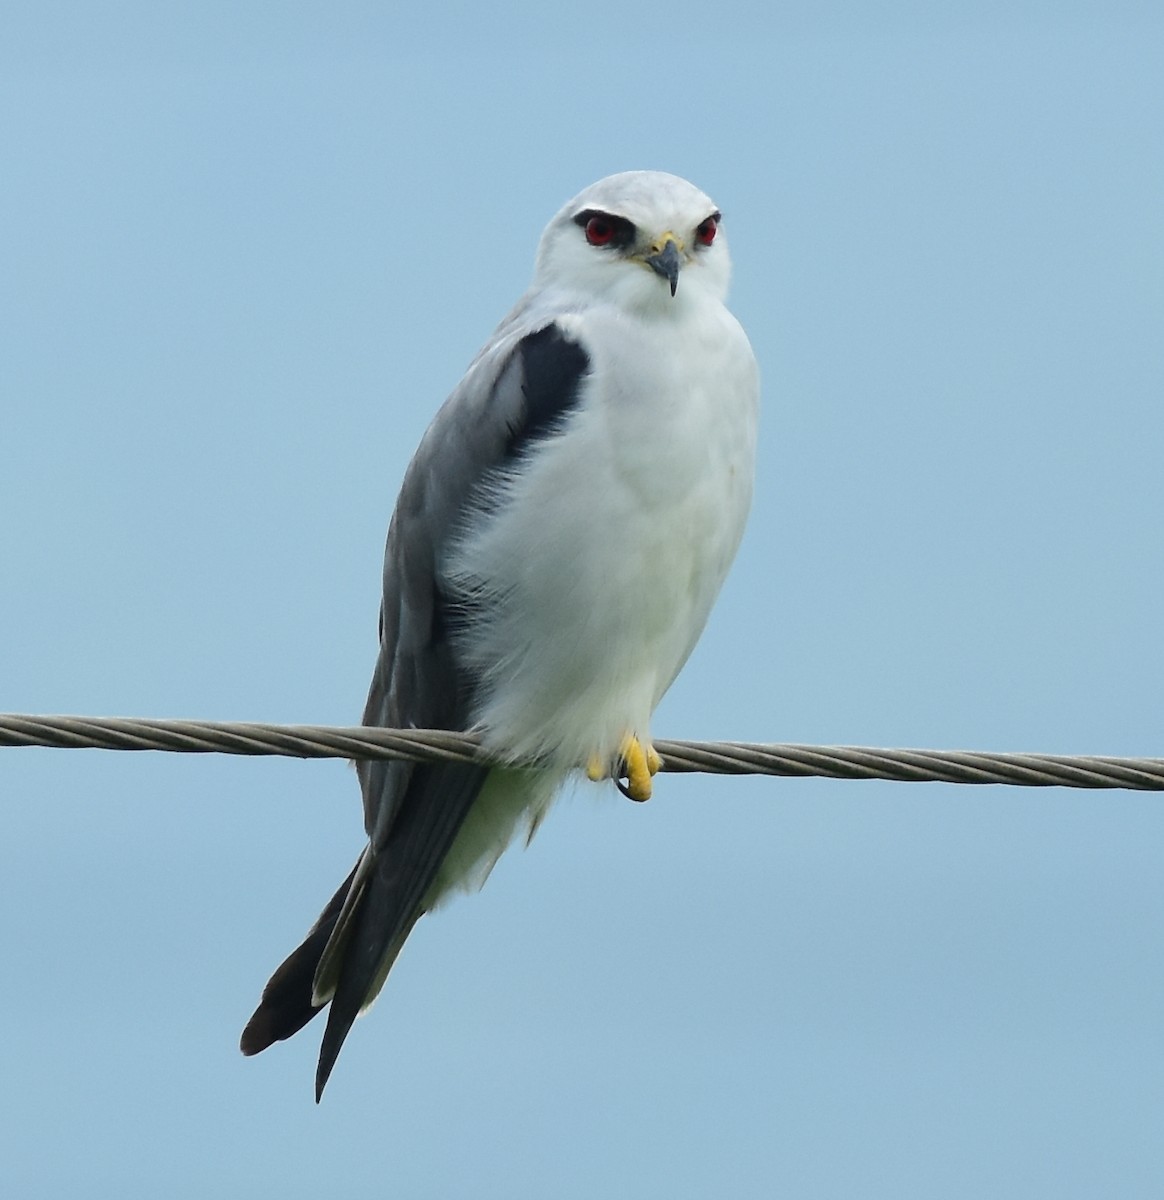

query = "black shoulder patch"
[507,324,590,460]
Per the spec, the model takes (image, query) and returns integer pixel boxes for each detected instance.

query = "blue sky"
[2,3,1163,1196]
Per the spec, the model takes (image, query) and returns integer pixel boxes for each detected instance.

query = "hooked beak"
[644,235,682,297]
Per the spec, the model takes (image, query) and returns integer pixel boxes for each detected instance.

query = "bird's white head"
[533,171,732,314]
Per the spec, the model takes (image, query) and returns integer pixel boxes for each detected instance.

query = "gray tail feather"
[239,862,358,1057]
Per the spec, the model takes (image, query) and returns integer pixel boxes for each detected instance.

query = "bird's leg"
[586,734,662,802]
[615,735,662,801]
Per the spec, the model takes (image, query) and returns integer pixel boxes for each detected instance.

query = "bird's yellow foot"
[586,735,662,802]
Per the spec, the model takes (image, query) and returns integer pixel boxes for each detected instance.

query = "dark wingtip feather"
[240,933,330,1055]
[311,855,428,1100]
[314,1028,346,1102]
[240,863,358,1057]
[314,985,362,1101]
[312,904,386,1100]
[240,1012,276,1057]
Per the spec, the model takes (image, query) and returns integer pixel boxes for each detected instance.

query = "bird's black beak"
[645,237,682,297]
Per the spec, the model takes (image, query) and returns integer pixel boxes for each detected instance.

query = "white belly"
[443,301,759,771]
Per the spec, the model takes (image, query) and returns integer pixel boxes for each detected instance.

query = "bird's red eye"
[696,216,719,246]
[585,216,615,246]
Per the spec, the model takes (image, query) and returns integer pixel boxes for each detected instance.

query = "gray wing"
[240,317,592,1100]
[358,317,594,835]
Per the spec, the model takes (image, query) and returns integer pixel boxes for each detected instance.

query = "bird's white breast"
[445,295,759,770]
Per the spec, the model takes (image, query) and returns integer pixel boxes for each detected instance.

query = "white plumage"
[433,172,757,900]
[242,170,759,1098]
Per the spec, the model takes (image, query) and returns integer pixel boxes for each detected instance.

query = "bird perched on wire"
[240,170,760,1099]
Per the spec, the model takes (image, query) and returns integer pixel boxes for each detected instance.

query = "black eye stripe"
[572,209,637,248]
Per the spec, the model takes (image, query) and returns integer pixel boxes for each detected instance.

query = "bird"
[240,170,760,1099]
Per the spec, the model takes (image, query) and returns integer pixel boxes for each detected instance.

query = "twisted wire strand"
[1,714,1162,790]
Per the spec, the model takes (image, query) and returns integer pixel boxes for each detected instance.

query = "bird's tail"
[311,857,422,1100]
[239,861,359,1058]
[242,758,492,1098]
[240,849,423,1101]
